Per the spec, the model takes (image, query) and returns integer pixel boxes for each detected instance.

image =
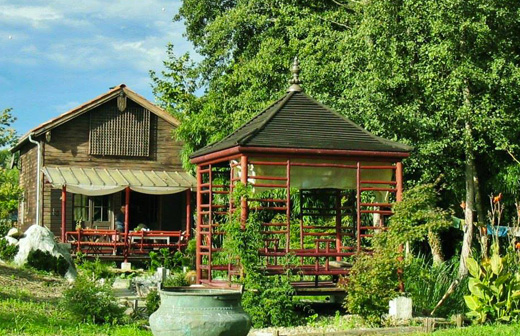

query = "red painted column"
[61,186,66,243]
[396,162,403,203]
[396,161,405,292]
[185,188,192,240]
[240,155,248,228]
[124,187,130,262]
[196,166,202,283]
[356,162,361,253]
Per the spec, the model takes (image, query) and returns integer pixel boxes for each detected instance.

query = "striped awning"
[43,167,196,196]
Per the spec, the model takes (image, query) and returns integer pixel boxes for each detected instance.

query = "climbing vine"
[222,183,303,328]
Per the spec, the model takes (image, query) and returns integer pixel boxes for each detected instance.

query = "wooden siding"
[18,143,39,230]
[43,185,73,237]
[43,98,183,170]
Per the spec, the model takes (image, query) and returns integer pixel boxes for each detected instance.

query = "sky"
[0,0,197,136]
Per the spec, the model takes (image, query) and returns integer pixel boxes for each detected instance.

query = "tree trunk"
[428,229,444,266]
[458,83,476,278]
[432,124,476,315]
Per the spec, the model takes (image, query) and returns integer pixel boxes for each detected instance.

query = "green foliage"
[62,275,125,324]
[155,0,520,225]
[222,183,303,328]
[389,183,452,245]
[145,289,160,316]
[0,150,21,222]
[346,183,452,323]
[404,255,468,317]
[464,243,520,324]
[0,108,16,147]
[76,258,115,280]
[148,248,188,272]
[0,238,18,261]
[163,272,190,287]
[0,108,20,223]
[345,250,400,325]
[26,250,68,277]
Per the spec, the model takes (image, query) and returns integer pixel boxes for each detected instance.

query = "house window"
[73,195,89,225]
[89,103,151,157]
[73,195,111,227]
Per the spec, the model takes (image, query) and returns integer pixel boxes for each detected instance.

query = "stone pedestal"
[389,296,412,320]
[121,261,132,271]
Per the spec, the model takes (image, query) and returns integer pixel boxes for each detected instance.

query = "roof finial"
[288,57,302,92]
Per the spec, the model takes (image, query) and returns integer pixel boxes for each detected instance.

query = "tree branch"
[506,148,520,166]
[315,15,351,30]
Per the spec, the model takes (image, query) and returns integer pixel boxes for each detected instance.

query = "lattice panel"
[89,106,150,157]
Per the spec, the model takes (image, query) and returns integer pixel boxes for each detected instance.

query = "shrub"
[146,289,160,315]
[77,258,114,280]
[26,249,68,276]
[0,221,13,237]
[149,248,188,272]
[0,238,18,261]
[345,251,399,325]
[163,272,189,287]
[345,183,452,324]
[62,275,125,324]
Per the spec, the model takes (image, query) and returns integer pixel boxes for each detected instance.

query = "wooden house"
[11,84,196,258]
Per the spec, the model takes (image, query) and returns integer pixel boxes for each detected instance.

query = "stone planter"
[149,286,251,336]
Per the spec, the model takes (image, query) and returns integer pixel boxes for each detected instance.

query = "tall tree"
[153,1,520,274]
[0,108,20,221]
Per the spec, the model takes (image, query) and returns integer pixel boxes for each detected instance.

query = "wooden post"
[396,161,405,292]
[240,155,248,228]
[124,187,130,262]
[396,161,403,202]
[185,188,192,240]
[356,162,361,253]
[61,186,66,243]
[208,164,213,283]
[335,189,342,261]
[196,166,202,283]
[286,160,291,252]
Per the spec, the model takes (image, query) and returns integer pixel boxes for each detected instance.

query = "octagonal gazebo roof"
[190,58,412,162]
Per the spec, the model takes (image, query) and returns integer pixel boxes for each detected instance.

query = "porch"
[43,167,196,260]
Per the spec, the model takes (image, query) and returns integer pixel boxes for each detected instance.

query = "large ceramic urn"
[149,286,251,336]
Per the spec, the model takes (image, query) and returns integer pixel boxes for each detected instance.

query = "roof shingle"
[190,91,412,158]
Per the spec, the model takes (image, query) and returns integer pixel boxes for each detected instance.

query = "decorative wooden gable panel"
[89,103,151,157]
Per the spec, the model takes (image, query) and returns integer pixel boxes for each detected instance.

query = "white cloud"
[0,5,62,28]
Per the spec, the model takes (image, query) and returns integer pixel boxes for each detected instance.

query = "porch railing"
[66,229,186,256]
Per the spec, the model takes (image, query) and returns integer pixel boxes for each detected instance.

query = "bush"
[149,248,188,272]
[26,249,68,276]
[77,258,114,280]
[146,289,160,315]
[0,238,18,261]
[163,272,189,287]
[345,251,399,325]
[62,275,125,324]
[242,275,302,328]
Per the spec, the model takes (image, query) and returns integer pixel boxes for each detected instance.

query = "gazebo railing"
[196,158,401,287]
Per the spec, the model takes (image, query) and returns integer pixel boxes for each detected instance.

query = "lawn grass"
[411,323,520,336]
[0,264,152,336]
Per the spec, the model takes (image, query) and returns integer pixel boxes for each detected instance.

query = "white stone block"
[389,296,413,320]
[121,262,132,271]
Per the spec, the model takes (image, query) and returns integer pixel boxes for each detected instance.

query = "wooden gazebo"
[190,58,412,287]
